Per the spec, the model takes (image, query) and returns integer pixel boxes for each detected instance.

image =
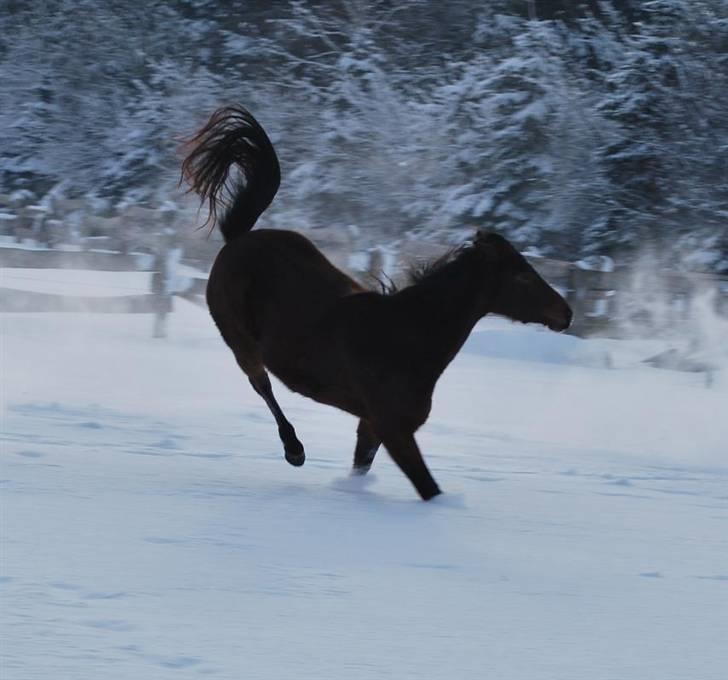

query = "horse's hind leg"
[228,340,305,467]
[210,282,304,467]
[247,369,305,467]
[351,419,381,475]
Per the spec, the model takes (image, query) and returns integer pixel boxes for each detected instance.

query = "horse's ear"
[474,230,505,258]
[474,229,503,244]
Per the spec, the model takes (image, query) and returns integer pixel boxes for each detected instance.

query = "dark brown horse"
[182,106,572,500]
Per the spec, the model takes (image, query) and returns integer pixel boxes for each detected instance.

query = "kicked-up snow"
[1,270,727,680]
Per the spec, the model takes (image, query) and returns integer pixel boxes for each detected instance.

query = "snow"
[2,269,728,680]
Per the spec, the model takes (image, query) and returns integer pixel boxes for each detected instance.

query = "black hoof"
[285,452,305,467]
[351,464,371,476]
[284,443,305,467]
[421,486,442,501]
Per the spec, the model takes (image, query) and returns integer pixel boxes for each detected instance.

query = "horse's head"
[474,231,572,332]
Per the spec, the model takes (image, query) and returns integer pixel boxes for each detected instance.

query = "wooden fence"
[1,237,727,339]
[0,245,180,338]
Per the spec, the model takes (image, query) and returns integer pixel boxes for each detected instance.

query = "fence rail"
[0,246,156,271]
[0,288,163,314]
[0,244,176,337]
[2,240,727,339]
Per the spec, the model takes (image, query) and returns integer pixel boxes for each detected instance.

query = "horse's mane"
[407,244,473,286]
[364,243,475,296]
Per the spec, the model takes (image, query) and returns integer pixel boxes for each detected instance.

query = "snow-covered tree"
[1,0,726,272]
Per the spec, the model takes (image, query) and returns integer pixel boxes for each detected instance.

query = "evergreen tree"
[0,0,726,272]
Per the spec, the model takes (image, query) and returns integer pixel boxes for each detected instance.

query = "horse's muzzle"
[546,305,573,332]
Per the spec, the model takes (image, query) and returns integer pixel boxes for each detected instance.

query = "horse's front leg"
[351,419,381,475]
[377,429,441,501]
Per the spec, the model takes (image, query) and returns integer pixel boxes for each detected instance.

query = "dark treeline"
[1,0,726,272]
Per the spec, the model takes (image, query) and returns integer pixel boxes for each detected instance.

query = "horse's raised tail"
[181,106,280,242]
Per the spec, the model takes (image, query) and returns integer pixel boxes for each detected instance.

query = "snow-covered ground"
[2,268,727,680]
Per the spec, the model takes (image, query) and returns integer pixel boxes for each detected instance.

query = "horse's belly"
[266,356,364,417]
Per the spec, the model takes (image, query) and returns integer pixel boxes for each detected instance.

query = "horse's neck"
[399,254,487,375]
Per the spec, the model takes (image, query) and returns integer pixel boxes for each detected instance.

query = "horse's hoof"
[285,449,305,467]
[421,485,442,501]
[351,465,371,476]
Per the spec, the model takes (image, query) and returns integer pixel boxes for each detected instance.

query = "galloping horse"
[182,106,572,500]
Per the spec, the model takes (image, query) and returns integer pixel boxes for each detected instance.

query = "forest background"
[1,0,726,272]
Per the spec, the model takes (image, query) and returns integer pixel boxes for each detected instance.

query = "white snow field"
[2,268,728,680]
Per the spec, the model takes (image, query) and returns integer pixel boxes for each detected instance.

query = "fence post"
[150,229,176,339]
[566,265,586,336]
[151,259,170,339]
[367,247,385,284]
